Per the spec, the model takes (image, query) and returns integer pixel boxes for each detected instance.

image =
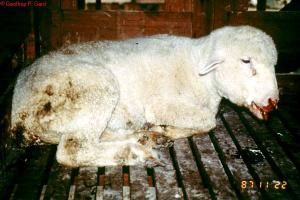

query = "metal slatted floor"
[0,75,300,200]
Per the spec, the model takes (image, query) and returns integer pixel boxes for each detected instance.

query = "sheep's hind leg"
[11,62,119,149]
[57,129,173,167]
[109,130,173,165]
[52,65,120,167]
[57,131,167,167]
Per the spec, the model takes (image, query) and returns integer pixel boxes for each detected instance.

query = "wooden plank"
[144,12,192,28]
[191,0,207,37]
[212,0,232,29]
[62,0,77,10]
[49,10,198,47]
[74,167,98,199]
[154,148,183,199]
[276,108,300,141]
[213,117,261,200]
[102,0,131,3]
[276,74,300,136]
[0,149,26,200]
[12,145,55,200]
[265,114,300,170]
[173,138,210,199]
[43,161,73,200]
[221,105,290,199]
[39,185,47,200]
[275,73,300,126]
[68,185,76,200]
[277,74,300,96]
[96,186,103,200]
[136,0,165,3]
[164,0,192,12]
[231,0,249,11]
[62,11,118,42]
[123,3,142,11]
[130,165,148,199]
[103,166,123,199]
[8,185,18,200]
[123,186,130,200]
[146,186,156,200]
[240,110,300,198]
[61,11,193,44]
[192,134,238,199]
[49,11,63,49]
[118,12,145,38]
[62,11,117,24]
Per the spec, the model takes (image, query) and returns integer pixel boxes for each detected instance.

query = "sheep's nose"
[263,98,278,112]
[269,98,278,109]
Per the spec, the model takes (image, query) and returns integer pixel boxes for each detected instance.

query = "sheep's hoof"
[145,152,167,167]
[137,131,173,149]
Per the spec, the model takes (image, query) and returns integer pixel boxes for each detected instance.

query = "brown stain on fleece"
[36,101,52,118]
[61,48,76,55]
[45,85,54,96]
[18,112,28,120]
[36,79,82,120]
[62,136,81,166]
[64,137,80,154]
[64,80,80,102]
[12,77,87,147]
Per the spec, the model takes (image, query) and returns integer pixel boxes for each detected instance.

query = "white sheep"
[11,26,279,167]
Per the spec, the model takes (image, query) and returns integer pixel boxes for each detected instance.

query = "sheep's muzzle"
[251,98,278,120]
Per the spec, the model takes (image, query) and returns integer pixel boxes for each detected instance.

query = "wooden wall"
[44,0,208,50]
[2,0,300,73]
[200,0,300,73]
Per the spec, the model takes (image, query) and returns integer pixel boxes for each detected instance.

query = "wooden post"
[257,0,266,11]
[62,0,77,9]
[25,8,36,64]
[211,0,231,30]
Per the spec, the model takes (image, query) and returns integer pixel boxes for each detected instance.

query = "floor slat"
[130,165,148,200]
[221,106,290,199]
[43,161,73,200]
[74,167,98,200]
[213,117,261,200]
[104,166,123,200]
[173,138,210,199]
[241,111,300,198]
[192,134,238,199]
[11,145,54,200]
[154,148,183,200]
[0,149,25,199]
[266,114,300,170]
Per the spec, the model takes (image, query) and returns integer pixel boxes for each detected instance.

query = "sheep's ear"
[199,60,224,76]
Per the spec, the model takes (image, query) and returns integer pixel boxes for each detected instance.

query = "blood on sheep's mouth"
[250,98,278,120]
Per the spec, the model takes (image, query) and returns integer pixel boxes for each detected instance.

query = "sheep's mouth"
[249,99,278,120]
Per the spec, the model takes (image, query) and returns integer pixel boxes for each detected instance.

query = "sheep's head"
[199,26,279,120]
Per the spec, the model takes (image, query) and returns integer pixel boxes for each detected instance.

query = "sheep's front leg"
[145,124,213,140]
[148,103,217,139]
[160,126,207,140]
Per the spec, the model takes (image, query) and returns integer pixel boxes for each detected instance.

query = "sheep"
[11,25,279,167]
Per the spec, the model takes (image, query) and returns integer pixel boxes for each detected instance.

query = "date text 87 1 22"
[240,180,287,190]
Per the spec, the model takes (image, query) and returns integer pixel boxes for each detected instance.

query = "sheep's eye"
[241,59,251,64]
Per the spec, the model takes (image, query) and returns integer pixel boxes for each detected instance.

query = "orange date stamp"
[240,180,287,190]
